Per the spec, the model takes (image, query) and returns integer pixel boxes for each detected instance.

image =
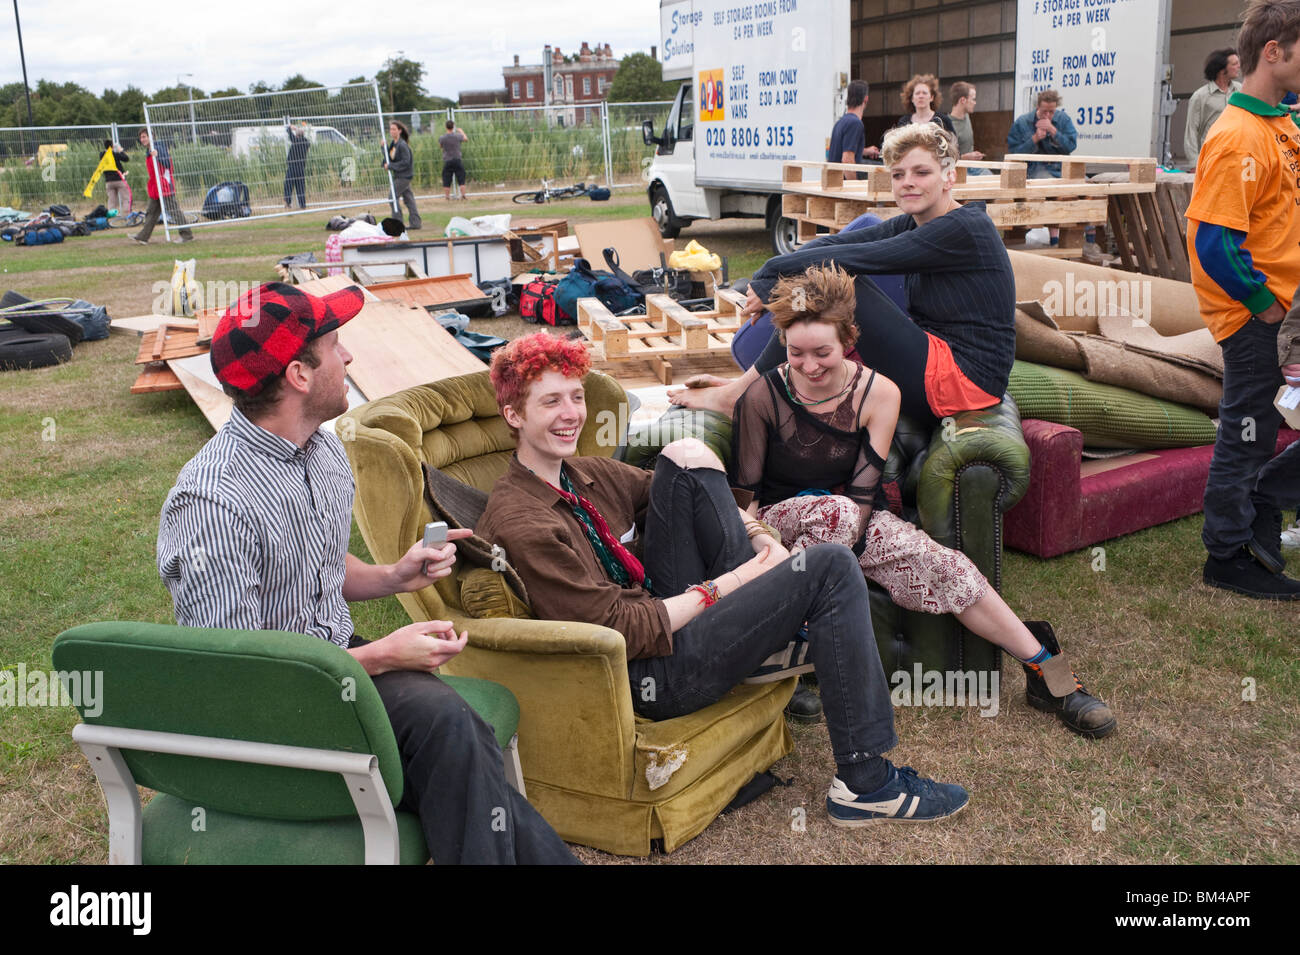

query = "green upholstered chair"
[52,621,522,865]
[622,398,1033,679]
[339,371,795,857]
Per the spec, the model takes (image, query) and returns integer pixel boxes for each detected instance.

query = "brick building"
[459,43,620,123]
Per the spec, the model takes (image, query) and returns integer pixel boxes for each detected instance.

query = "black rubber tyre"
[512,191,544,204]
[0,332,73,370]
[650,184,681,239]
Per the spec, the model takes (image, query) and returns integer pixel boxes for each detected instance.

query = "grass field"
[1,198,1296,866]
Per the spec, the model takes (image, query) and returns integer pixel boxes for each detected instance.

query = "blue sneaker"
[826,764,969,826]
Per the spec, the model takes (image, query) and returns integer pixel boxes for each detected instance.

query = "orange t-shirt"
[1185,96,1300,341]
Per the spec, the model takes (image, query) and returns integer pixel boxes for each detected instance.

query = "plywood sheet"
[294,274,379,301]
[168,356,233,431]
[110,314,197,337]
[366,274,488,309]
[574,218,667,272]
[337,301,485,400]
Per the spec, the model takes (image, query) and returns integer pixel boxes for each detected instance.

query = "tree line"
[1,52,679,129]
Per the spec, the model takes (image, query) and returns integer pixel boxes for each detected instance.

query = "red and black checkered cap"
[210,282,364,395]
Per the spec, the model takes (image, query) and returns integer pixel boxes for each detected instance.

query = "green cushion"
[620,408,734,468]
[440,675,519,750]
[1007,360,1217,448]
[141,794,429,865]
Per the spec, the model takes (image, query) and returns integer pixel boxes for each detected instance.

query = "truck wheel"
[0,332,73,371]
[770,214,800,256]
[650,185,681,239]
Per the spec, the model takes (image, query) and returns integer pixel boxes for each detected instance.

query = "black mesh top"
[730,363,887,544]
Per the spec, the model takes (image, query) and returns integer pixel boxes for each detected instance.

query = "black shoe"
[1021,621,1117,739]
[1204,548,1300,600]
[785,679,823,724]
[1248,505,1285,575]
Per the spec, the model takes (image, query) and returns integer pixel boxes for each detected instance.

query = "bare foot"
[667,375,746,415]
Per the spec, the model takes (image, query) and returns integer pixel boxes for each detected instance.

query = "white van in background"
[230,125,356,159]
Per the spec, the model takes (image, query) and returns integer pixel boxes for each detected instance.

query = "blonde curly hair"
[880,123,960,170]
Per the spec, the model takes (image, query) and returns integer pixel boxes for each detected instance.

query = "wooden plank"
[336,301,485,399]
[1117,193,1155,275]
[983,198,1109,228]
[1136,191,1174,279]
[1155,184,1191,282]
[807,196,838,220]
[1107,196,1138,272]
[366,274,489,309]
[135,323,206,364]
[195,309,222,346]
[110,314,197,337]
[130,363,184,394]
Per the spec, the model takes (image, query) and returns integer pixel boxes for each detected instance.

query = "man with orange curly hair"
[478,332,971,827]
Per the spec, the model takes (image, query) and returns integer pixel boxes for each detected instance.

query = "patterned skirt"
[757,495,988,615]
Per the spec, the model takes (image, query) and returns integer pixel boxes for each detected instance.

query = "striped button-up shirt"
[158,408,355,647]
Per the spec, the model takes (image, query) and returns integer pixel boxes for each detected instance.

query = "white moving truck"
[643,0,852,254]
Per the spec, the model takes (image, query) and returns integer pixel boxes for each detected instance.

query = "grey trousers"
[391,177,422,228]
[134,194,193,241]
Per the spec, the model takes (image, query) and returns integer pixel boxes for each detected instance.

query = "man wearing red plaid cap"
[158,283,577,864]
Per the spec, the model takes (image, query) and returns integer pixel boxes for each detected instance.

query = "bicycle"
[511,179,590,204]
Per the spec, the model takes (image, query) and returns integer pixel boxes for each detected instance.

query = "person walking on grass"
[131,128,194,244]
[384,120,422,229]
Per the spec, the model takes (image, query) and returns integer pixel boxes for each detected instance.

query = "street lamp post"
[12,0,35,154]
[179,72,197,144]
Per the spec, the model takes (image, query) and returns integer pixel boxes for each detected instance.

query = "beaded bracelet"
[691,579,721,607]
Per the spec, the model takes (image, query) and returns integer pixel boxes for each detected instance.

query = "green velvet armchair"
[339,371,795,857]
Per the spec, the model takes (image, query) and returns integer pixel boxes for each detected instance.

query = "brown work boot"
[1021,621,1117,739]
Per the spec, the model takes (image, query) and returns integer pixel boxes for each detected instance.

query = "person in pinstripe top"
[158,282,577,864]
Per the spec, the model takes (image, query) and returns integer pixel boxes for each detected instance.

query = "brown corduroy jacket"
[477,455,674,660]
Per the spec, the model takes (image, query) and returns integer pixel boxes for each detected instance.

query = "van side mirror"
[641,120,661,147]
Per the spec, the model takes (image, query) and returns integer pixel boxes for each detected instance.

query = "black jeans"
[284,165,306,208]
[1202,315,1300,558]
[354,649,578,865]
[754,274,935,424]
[626,456,898,765]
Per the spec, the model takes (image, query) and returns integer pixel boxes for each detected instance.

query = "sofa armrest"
[916,397,1031,585]
[439,616,640,798]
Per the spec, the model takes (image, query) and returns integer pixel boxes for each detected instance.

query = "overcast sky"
[1,1,663,102]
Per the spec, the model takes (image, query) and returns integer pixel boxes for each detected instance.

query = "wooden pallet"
[781,158,1155,253]
[577,289,747,384]
[1105,177,1194,282]
[134,323,206,364]
[282,260,426,285]
[1000,154,1158,184]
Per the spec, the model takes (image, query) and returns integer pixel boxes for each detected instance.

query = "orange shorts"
[923,333,1000,418]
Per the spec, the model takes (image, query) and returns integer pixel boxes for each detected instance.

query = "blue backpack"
[554,258,642,317]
